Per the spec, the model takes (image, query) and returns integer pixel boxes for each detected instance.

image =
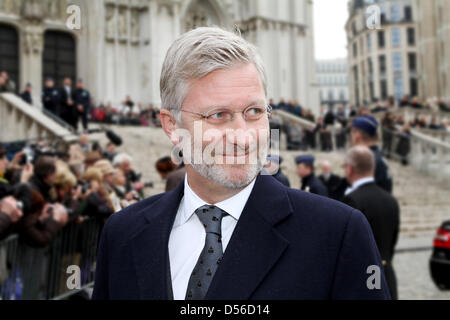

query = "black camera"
[82,182,91,194]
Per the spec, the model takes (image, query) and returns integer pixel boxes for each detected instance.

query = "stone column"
[20,21,44,107]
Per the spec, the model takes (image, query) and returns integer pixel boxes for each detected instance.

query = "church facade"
[0,0,318,113]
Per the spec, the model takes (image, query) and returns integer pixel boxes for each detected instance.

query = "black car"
[430,220,450,290]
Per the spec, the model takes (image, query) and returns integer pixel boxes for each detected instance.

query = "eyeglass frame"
[180,104,272,123]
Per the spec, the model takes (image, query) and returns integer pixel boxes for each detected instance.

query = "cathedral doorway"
[0,23,19,93]
[42,30,76,88]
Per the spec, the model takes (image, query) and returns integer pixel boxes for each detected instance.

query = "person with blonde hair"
[83,167,114,219]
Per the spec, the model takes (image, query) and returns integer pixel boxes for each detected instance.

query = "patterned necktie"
[185,205,228,300]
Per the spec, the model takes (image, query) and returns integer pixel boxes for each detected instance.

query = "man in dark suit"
[295,155,328,197]
[92,27,390,300]
[350,115,393,194]
[343,146,400,300]
[59,77,76,130]
[318,160,344,200]
[73,79,91,132]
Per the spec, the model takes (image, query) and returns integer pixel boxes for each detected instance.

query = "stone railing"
[272,109,316,130]
[406,129,450,182]
[273,109,450,183]
[0,93,78,144]
[415,129,450,144]
[386,106,450,124]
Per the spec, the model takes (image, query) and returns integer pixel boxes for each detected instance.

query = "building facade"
[0,0,319,113]
[346,0,419,106]
[415,0,450,101]
[316,58,349,110]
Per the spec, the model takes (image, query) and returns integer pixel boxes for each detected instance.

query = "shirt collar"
[345,177,375,197]
[178,173,257,226]
[352,177,375,191]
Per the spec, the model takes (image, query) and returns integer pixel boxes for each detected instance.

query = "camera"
[81,182,91,194]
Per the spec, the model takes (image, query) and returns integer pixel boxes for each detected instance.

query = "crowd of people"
[0,132,150,247]
[90,96,161,128]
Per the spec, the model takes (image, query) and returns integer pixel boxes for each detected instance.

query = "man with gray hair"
[343,145,400,299]
[93,27,389,300]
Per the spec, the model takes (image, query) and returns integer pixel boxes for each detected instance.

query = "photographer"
[28,156,56,202]
[112,153,144,198]
[0,196,23,240]
[16,190,69,248]
[53,161,82,224]
[81,167,114,219]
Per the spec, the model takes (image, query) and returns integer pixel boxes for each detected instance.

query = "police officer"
[20,83,33,105]
[265,155,290,187]
[295,155,328,197]
[73,79,91,132]
[350,115,393,194]
[41,78,60,117]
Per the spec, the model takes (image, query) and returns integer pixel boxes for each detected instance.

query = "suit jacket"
[319,174,343,200]
[59,86,76,118]
[301,174,329,198]
[343,182,400,299]
[92,174,390,300]
[343,182,399,264]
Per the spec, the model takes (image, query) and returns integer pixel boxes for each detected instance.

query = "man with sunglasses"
[93,27,390,300]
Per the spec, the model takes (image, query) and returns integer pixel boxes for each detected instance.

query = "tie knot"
[195,205,228,235]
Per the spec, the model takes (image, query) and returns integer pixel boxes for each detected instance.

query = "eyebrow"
[206,100,267,110]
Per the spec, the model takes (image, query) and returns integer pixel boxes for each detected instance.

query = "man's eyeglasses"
[181,105,272,125]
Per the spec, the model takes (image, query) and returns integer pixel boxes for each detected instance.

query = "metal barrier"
[0,217,102,300]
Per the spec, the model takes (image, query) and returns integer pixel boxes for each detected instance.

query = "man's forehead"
[184,66,266,111]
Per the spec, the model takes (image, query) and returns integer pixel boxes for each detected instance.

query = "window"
[393,52,402,73]
[367,33,372,51]
[410,78,418,96]
[380,79,388,99]
[378,30,385,48]
[394,77,403,99]
[391,5,401,23]
[369,81,375,101]
[353,42,358,57]
[328,89,334,101]
[404,6,412,21]
[392,28,401,47]
[407,28,415,46]
[368,57,373,74]
[339,90,346,101]
[379,54,386,73]
[408,52,416,71]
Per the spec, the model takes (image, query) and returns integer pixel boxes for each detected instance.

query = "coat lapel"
[205,174,293,300]
[128,179,185,300]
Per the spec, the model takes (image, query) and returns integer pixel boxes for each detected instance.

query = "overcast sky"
[313,0,349,60]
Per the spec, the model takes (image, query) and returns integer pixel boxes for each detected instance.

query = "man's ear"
[160,109,180,145]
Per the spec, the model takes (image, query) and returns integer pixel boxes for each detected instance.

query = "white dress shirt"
[168,175,256,300]
[344,177,375,196]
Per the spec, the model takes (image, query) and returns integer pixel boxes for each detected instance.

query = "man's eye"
[209,112,225,119]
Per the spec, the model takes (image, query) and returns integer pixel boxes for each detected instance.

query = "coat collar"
[128,173,293,300]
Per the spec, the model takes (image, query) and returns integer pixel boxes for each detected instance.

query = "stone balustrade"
[0,93,78,145]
